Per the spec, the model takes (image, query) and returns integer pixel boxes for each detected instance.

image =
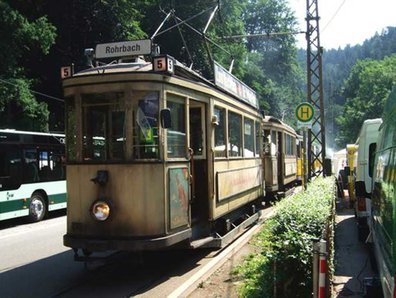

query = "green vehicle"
[369,87,396,298]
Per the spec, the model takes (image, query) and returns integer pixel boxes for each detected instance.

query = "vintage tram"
[62,40,270,259]
[262,116,299,195]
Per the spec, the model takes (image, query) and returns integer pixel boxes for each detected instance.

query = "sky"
[288,0,396,49]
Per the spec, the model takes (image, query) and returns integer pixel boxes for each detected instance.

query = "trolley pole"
[306,0,326,179]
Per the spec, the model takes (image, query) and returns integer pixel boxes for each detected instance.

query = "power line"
[322,0,347,33]
[0,78,64,103]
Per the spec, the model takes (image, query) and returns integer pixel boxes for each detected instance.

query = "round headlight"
[92,201,110,221]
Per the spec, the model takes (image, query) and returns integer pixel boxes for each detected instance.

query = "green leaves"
[235,177,335,297]
[336,54,396,146]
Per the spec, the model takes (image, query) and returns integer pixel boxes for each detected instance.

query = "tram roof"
[69,56,259,110]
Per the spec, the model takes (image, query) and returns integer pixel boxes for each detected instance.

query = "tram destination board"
[95,39,152,59]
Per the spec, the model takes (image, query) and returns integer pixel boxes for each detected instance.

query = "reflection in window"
[214,107,226,158]
[228,112,242,157]
[167,99,186,158]
[244,118,254,157]
[133,92,159,159]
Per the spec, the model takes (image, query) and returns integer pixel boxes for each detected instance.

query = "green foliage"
[0,1,55,131]
[301,27,396,150]
[234,177,335,297]
[336,54,396,146]
[243,0,304,121]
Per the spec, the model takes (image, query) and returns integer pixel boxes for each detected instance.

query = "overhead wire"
[321,0,347,33]
[0,78,64,103]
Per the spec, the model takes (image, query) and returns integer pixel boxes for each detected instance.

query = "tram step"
[190,236,215,249]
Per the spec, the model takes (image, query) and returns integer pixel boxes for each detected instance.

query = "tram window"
[214,107,226,158]
[285,134,294,156]
[271,131,277,155]
[263,129,270,155]
[228,112,242,157]
[255,121,260,157]
[167,100,186,158]
[110,111,125,159]
[244,118,254,157]
[133,92,159,159]
[82,92,124,161]
[189,107,203,156]
[65,96,77,161]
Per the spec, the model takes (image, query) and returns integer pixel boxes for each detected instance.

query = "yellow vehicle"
[62,40,266,260]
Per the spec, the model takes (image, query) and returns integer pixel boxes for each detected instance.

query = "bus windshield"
[67,91,159,162]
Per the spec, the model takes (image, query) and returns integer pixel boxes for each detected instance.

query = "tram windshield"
[66,91,160,162]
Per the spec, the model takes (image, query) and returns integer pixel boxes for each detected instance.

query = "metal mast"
[306,0,325,178]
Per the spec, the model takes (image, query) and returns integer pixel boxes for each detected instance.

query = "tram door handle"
[188,147,195,203]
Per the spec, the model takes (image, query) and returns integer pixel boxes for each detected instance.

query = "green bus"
[0,129,66,222]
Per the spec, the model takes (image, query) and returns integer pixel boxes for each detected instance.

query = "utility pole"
[306,0,326,179]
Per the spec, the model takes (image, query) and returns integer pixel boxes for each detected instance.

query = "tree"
[0,1,56,131]
[336,54,396,146]
[243,0,304,122]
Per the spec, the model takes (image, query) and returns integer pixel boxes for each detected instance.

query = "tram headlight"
[91,200,110,221]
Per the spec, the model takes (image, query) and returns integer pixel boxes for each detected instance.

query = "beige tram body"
[262,116,298,193]
[62,58,265,254]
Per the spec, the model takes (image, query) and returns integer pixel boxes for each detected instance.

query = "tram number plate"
[153,55,174,74]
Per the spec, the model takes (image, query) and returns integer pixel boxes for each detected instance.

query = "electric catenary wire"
[0,78,64,103]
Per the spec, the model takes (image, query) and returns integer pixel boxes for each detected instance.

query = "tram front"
[62,46,192,257]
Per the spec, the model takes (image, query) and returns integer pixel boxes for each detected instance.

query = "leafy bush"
[234,177,335,297]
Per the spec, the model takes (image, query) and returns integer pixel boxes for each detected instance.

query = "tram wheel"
[28,193,47,222]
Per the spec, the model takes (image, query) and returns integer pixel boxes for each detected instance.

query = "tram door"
[189,101,208,223]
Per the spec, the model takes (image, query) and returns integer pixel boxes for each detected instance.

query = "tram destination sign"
[95,39,152,59]
[213,61,259,109]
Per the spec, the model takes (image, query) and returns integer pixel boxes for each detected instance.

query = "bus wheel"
[29,193,47,222]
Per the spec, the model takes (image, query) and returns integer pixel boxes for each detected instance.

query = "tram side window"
[228,112,242,157]
[285,134,294,156]
[214,107,226,158]
[255,121,260,157]
[263,129,271,155]
[167,99,186,158]
[0,147,22,190]
[244,118,254,157]
[271,131,277,156]
[133,92,159,159]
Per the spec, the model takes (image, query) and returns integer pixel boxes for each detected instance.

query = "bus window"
[167,98,186,158]
[23,149,39,183]
[228,111,242,157]
[214,107,226,158]
[0,146,22,190]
